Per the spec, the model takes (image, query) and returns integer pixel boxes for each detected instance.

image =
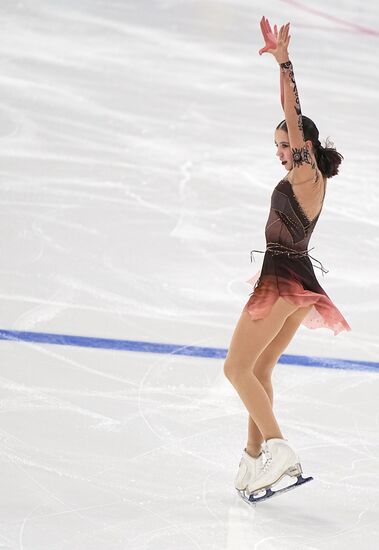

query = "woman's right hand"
[258,16,278,55]
[259,16,291,64]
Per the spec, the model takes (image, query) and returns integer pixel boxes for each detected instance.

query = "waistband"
[250,242,329,276]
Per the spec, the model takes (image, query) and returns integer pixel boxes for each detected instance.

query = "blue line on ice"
[0,329,377,373]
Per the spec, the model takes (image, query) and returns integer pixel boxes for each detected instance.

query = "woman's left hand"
[259,16,291,63]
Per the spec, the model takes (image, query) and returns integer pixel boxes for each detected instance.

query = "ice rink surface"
[0,0,378,548]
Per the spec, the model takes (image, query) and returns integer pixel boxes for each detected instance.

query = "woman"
[223,17,351,500]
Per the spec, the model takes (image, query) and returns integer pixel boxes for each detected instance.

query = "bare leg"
[224,297,300,441]
[232,369,282,441]
[244,304,313,457]
[246,378,273,457]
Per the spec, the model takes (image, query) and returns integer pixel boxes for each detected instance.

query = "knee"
[223,358,250,383]
[253,360,274,396]
[253,356,277,384]
[256,374,273,391]
[254,368,274,385]
[223,359,235,381]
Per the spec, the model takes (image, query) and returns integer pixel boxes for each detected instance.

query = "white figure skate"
[238,438,313,505]
[235,446,266,492]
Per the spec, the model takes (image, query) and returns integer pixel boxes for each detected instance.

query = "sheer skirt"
[243,268,351,336]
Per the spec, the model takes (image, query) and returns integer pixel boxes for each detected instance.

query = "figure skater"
[223,17,351,501]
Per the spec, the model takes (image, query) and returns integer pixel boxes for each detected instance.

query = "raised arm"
[259,17,319,185]
[280,66,284,110]
[259,18,284,109]
[280,58,319,183]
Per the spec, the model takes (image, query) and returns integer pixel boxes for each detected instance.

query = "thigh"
[225,297,300,373]
[253,304,313,379]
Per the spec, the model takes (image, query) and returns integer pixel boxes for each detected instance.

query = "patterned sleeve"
[280,60,319,183]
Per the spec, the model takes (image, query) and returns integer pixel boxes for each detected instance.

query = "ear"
[305,139,314,153]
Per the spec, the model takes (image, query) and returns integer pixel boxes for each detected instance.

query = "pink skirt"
[243,270,351,336]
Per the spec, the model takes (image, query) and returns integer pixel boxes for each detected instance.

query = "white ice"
[0,0,378,549]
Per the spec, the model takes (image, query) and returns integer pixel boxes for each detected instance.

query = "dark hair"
[276,116,344,178]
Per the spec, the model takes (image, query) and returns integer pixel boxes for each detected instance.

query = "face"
[275,129,293,171]
[274,128,314,172]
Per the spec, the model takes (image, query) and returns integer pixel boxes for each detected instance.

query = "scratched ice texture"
[0,0,378,549]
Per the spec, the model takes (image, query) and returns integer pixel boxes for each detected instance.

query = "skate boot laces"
[261,450,273,473]
[261,440,299,476]
[256,442,272,473]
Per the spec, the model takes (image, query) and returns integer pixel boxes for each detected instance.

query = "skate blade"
[243,462,303,496]
[237,474,313,506]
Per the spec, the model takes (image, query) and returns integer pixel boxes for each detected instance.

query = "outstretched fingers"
[283,23,290,48]
[260,15,275,39]
[259,16,289,56]
[283,22,290,42]
[259,15,275,55]
[260,16,269,40]
[265,17,274,36]
[277,22,290,48]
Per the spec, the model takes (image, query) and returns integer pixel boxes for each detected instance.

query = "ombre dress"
[243,177,351,335]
